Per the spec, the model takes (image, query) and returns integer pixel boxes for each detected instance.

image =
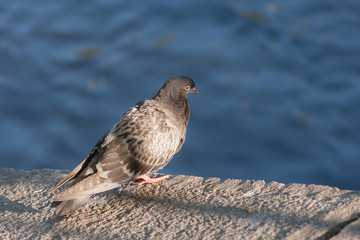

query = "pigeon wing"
[51,131,108,192]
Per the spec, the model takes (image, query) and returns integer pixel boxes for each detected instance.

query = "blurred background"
[1,0,360,189]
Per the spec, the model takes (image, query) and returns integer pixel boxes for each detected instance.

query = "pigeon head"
[155,76,199,101]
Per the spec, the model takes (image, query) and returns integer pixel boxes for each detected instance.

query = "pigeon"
[52,76,199,216]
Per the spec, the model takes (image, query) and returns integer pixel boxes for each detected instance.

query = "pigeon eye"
[185,86,191,91]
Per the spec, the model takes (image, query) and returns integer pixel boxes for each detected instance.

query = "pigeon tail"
[53,174,120,201]
[55,196,90,216]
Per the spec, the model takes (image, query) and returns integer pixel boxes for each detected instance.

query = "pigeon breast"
[96,99,184,182]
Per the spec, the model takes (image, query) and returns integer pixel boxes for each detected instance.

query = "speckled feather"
[52,76,198,215]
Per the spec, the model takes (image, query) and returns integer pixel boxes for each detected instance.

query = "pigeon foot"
[131,174,169,185]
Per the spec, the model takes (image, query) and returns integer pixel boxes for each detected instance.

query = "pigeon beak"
[192,88,200,95]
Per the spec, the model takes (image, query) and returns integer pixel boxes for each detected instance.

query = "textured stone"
[0,168,359,239]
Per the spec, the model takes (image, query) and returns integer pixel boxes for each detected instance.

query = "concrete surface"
[0,168,359,239]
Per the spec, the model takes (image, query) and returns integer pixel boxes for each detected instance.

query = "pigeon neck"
[154,89,188,108]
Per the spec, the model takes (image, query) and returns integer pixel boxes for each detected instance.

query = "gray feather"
[55,196,90,216]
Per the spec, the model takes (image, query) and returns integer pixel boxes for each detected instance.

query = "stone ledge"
[0,168,359,239]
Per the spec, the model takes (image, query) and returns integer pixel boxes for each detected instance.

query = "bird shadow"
[53,184,250,223]
[0,196,38,213]
[112,186,248,219]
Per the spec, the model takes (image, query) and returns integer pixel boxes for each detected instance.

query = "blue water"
[1,0,360,189]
